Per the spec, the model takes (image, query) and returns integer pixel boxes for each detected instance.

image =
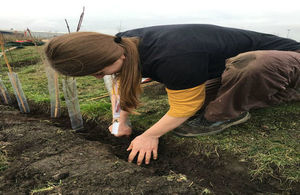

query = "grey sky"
[1,0,300,40]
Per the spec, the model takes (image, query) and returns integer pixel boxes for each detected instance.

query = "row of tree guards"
[46,64,84,131]
[0,7,88,131]
[0,31,86,131]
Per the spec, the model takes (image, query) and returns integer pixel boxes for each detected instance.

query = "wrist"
[142,130,161,139]
[118,118,128,124]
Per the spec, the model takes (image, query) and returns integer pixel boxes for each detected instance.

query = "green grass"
[0,46,299,188]
[0,46,41,68]
[199,103,300,183]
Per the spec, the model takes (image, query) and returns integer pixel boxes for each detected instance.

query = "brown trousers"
[203,50,300,122]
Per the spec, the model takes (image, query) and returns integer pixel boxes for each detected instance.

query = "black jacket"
[116,24,300,90]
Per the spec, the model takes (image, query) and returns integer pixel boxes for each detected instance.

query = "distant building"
[28,31,65,39]
[0,30,14,35]
[0,29,64,39]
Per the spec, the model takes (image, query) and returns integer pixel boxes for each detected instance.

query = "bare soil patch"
[0,104,298,194]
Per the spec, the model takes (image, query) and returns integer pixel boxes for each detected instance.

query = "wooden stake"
[76,6,85,32]
[65,19,71,34]
[86,94,109,101]
[26,28,46,62]
[85,81,158,102]
[54,72,59,117]
[0,85,9,104]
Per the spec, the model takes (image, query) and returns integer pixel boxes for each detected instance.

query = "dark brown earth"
[0,104,298,194]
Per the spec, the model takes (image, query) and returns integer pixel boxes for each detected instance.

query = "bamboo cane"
[0,78,13,105]
[65,19,71,34]
[86,94,110,101]
[26,28,46,62]
[76,6,85,32]
[85,81,158,102]
[0,35,13,73]
[0,84,9,104]
[0,33,27,112]
[0,42,10,104]
[0,47,17,58]
[54,72,59,117]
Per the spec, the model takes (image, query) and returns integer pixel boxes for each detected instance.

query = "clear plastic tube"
[0,78,12,105]
[104,75,121,118]
[8,72,30,113]
[103,75,113,97]
[46,66,61,118]
[62,77,83,131]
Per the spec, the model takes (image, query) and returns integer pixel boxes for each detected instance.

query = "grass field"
[0,46,299,190]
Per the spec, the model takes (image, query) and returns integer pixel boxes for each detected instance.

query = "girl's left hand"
[127,134,159,165]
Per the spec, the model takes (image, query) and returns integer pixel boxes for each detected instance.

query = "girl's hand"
[127,134,159,165]
[109,122,132,137]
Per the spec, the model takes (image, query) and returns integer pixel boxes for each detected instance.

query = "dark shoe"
[173,112,251,137]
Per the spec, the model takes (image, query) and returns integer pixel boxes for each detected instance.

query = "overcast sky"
[1,0,300,40]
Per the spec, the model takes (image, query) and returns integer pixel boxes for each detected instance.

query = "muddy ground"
[0,104,299,195]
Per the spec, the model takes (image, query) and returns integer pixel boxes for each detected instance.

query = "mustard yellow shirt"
[166,84,206,118]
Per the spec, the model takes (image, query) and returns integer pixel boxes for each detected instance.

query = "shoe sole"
[173,112,251,137]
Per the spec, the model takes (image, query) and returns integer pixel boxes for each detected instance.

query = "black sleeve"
[259,34,300,51]
[156,52,210,90]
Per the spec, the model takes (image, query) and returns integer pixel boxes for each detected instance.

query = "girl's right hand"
[109,122,132,137]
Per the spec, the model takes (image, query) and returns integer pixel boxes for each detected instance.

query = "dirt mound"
[0,105,298,194]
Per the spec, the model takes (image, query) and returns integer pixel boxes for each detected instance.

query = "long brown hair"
[45,32,142,113]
